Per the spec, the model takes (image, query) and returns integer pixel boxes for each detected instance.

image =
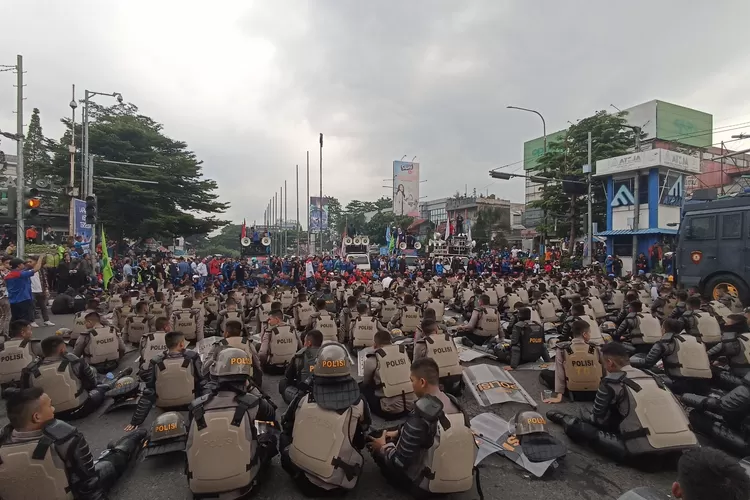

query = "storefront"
[594,149,700,273]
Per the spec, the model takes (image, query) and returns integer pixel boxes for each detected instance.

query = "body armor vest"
[589,297,607,319]
[537,300,557,323]
[516,288,529,304]
[730,334,750,368]
[85,326,119,365]
[352,316,378,348]
[442,285,454,301]
[141,332,168,371]
[280,291,294,309]
[298,347,319,382]
[187,392,261,495]
[486,289,498,307]
[561,341,601,391]
[289,394,364,490]
[374,344,413,398]
[425,299,445,322]
[172,310,198,341]
[321,293,337,313]
[629,313,662,345]
[314,312,338,343]
[638,289,652,307]
[423,334,461,377]
[413,412,476,494]
[0,339,33,384]
[257,304,271,325]
[126,315,150,345]
[519,321,546,363]
[709,301,732,321]
[380,299,398,323]
[223,337,255,358]
[401,306,421,333]
[27,355,86,413]
[149,301,166,318]
[476,308,500,337]
[116,305,133,330]
[154,354,197,407]
[506,293,521,311]
[204,295,219,314]
[494,285,505,300]
[694,312,721,344]
[662,334,712,379]
[268,325,297,365]
[371,281,384,295]
[417,289,430,304]
[108,295,123,312]
[71,311,89,341]
[460,289,474,306]
[609,290,625,310]
[608,367,697,454]
[0,428,73,500]
[296,302,314,329]
[579,315,604,344]
[588,286,601,298]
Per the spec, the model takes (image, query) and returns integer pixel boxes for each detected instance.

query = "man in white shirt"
[197,259,208,287]
[305,258,315,290]
[29,264,54,327]
[122,258,133,282]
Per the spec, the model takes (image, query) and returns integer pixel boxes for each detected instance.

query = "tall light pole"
[68,85,78,236]
[15,55,24,258]
[508,105,547,252]
[319,133,323,255]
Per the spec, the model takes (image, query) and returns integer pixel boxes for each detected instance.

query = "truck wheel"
[704,275,750,305]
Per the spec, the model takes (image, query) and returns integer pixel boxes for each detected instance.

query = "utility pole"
[15,55,24,258]
[284,180,288,255]
[319,134,323,255]
[296,164,300,257]
[68,85,77,236]
[586,131,593,267]
[273,193,277,256]
[306,151,310,252]
[720,141,725,196]
[630,126,642,274]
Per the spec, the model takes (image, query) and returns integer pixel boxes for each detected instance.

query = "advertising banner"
[309,196,329,231]
[392,161,420,217]
[73,198,93,245]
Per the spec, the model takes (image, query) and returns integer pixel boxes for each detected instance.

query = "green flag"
[101,228,114,289]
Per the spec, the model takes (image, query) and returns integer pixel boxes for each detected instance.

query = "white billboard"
[393,161,420,217]
[594,148,700,178]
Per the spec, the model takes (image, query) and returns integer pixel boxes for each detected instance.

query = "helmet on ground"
[390,328,403,337]
[444,317,457,326]
[313,343,351,378]
[512,411,549,436]
[104,376,139,399]
[149,411,187,442]
[209,347,253,381]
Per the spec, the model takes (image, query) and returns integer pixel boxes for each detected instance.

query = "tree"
[366,212,413,246]
[473,207,509,250]
[22,108,52,183]
[46,102,228,239]
[529,111,641,244]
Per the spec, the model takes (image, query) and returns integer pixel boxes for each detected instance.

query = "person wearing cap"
[368,358,476,496]
[280,342,371,495]
[4,254,45,323]
[185,347,278,497]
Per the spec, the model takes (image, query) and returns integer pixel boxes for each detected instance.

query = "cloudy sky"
[1,1,750,227]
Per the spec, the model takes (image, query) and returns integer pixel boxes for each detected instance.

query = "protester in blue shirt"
[5,255,45,322]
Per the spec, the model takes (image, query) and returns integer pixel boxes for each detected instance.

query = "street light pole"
[319,133,323,255]
[586,131,593,267]
[15,55,24,258]
[507,105,547,253]
[69,85,78,236]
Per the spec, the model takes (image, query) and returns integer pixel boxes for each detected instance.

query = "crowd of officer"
[0,266,749,499]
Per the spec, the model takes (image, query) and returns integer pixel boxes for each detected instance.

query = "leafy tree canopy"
[46,102,228,239]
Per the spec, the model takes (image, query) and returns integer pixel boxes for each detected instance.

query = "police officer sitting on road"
[203,320,263,387]
[0,320,41,388]
[138,316,171,378]
[259,309,300,374]
[413,319,463,397]
[707,313,750,380]
[186,347,278,499]
[630,318,712,396]
[367,358,477,497]
[559,304,585,342]
[123,300,152,346]
[455,293,501,346]
[496,307,549,370]
[310,298,339,343]
[541,319,604,403]
[548,342,698,467]
[681,371,750,457]
[22,336,108,421]
[680,296,722,346]
[293,291,315,336]
[361,330,416,420]
[279,329,323,404]
[126,331,204,431]
[351,302,390,350]
[0,387,146,500]
[73,311,126,374]
[280,342,371,496]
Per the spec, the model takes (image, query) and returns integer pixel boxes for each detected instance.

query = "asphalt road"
[0,312,677,500]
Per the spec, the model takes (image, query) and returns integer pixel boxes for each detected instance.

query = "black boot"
[546,411,577,427]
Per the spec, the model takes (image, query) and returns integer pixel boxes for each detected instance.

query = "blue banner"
[73,198,93,246]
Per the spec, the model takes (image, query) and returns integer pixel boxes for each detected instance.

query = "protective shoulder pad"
[42,419,77,443]
[235,392,261,408]
[184,350,199,360]
[604,371,626,384]
[661,332,675,342]
[189,393,212,411]
[414,394,444,422]
[150,354,165,366]
[555,341,572,350]
[62,353,80,363]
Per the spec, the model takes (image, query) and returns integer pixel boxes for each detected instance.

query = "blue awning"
[595,228,678,237]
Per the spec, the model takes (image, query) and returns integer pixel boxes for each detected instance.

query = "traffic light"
[85,195,97,224]
[24,188,40,218]
[0,187,17,219]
